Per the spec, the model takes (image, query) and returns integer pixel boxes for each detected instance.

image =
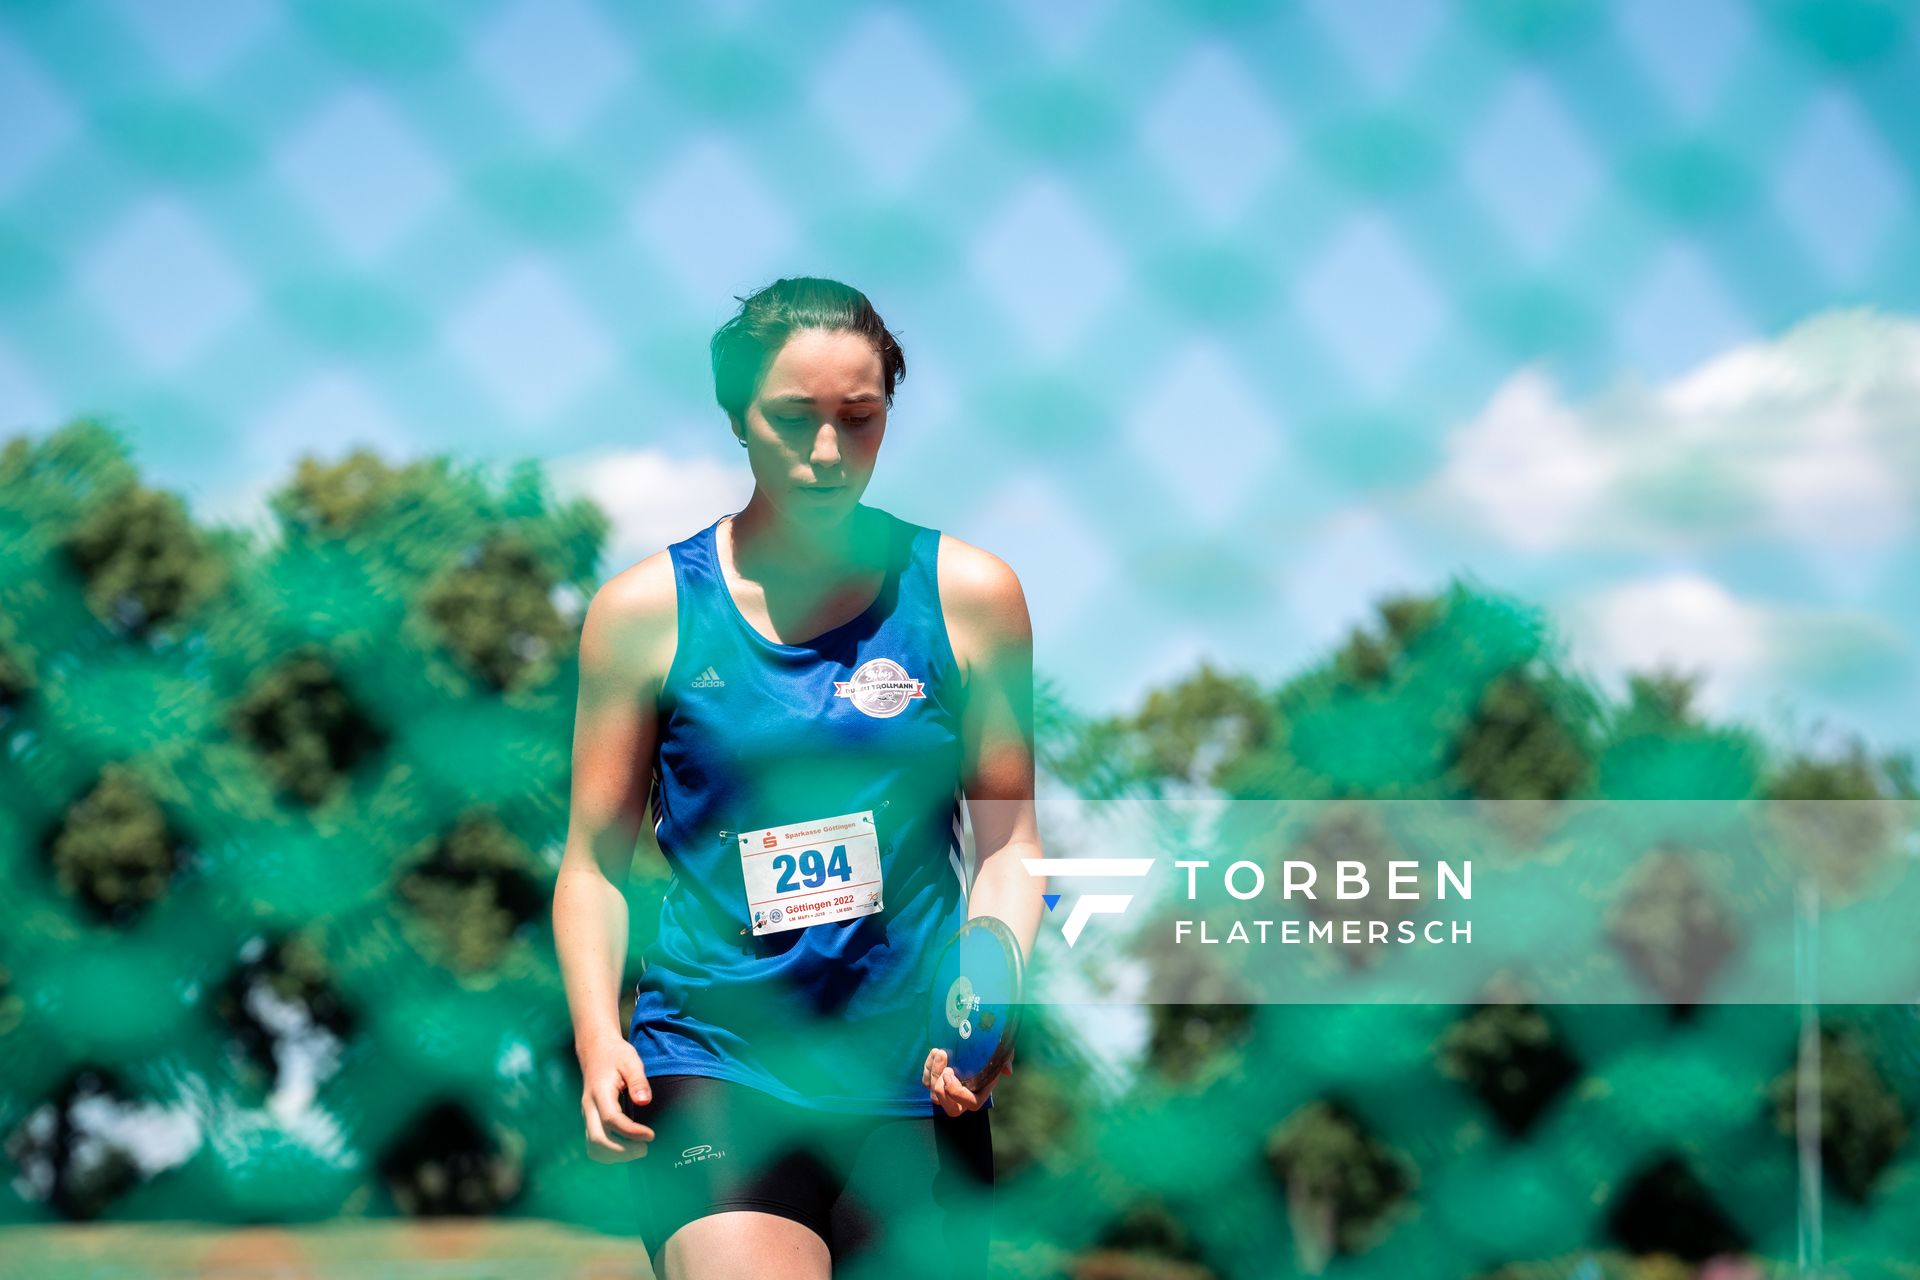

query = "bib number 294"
[739,809,884,936]
[773,843,853,892]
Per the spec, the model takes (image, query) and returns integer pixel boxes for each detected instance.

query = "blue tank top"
[627,506,989,1117]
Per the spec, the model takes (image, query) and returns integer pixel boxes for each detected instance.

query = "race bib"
[739,808,884,936]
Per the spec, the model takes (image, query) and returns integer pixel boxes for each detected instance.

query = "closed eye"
[774,414,876,429]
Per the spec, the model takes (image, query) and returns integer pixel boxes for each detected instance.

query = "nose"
[808,422,843,469]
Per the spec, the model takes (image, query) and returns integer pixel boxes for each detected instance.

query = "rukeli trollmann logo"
[1020,858,1156,946]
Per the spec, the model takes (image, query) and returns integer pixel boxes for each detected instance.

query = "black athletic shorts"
[622,1073,993,1279]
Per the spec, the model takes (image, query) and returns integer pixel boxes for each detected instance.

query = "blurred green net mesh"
[4,1,1920,1277]
[4,419,1917,1277]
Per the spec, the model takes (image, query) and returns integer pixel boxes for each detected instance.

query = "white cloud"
[1558,570,1909,725]
[545,447,748,575]
[1414,308,1920,584]
[1556,572,1770,719]
[1422,369,1618,553]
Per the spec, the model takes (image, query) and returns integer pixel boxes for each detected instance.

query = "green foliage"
[210,932,352,1096]
[1030,571,1917,1276]
[1332,592,1446,686]
[1128,661,1272,787]
[1768,1024,1910,1204]
[1434,1002,1580,1138]
[0,617,33,715]
[1,421,229,641]
[1764,742,1900,894]
[1263,1099,1415,1263]
[2,1069,145,1222]
[229,648,387,807]
[981,1008,1098,1179]
[1082,1199,1217,1280]
[1144,1004,1255,1085]
[44,763,184,922]
[1617,669,1702,734]
[0,962,19,1038]
[396,812,542,973]
[375,1100,524,1217]
[1767,742,1886,803]
[1603,1153,1750,1262]
[1282,806,1424,968]
[0,419,141,541]
[269,449,438,537]
[3,424,1916,1273]
[1604,846,1739,1008]
[420,533,571,693]
[63,484,229,638]
[0,426,606,1227]
[1,421,237,665]
[1447,667,1597,804]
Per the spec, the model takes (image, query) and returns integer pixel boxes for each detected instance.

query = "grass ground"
[0,1221,652,1280]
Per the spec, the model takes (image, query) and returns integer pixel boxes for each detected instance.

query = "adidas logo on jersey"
[691,665,725,688]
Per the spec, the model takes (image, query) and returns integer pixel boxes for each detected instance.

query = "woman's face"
[740,328,887,522]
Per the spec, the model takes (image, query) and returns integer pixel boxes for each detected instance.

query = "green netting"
[3,2,1919,1274]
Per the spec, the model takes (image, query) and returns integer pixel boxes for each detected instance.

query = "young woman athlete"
[553,276,1046,1279]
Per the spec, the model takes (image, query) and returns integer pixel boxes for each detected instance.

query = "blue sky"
[2,0,1916,755]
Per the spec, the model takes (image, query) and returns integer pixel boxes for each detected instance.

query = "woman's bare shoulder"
[580,549,678,690]
[933,533,1031,681]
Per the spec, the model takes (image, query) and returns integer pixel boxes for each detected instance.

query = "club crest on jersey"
[834,657,927,719]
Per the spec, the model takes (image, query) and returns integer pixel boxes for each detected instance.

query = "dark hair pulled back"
[709,277,907,432]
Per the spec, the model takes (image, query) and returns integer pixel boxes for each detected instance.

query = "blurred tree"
[229,648,387,807]
[269,449,437,537]
[1332,592,1446,685]
[1604,1152,1749,1263]
[420,532,571,693]
[44,763,185,924]
[0,425,613,1226]
[1617,668,1702,733]
[1075,1198,1216,1280]
[0,962,20,1037]
[1435,1000,1580,1137]
[375,1098,523,1216]
[1768,1023,1909,1203]
[981,1008,1095,1179]
[0,622,32,722]
[0,420,232,642]
[1448,666,1596,805]
[396,811,543,972]
[1,1068,145,1221]
[1604,846,1739,1015]
[1594,666,1764,801]
[210,932,354,1099]
[64,485,228,639]
[1144,1003,1254,1085]
[1763,740,1898,894]
[1282,805,1425,972]
[1264,1098,1415,1270]
[1127,661,1272,787]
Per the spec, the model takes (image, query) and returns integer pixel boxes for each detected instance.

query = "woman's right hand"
[579,1035,656,1163]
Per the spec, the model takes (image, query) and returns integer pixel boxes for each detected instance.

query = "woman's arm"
[946,543,1045,961]
[552,553,675,1159]
[923,537,1044,1116]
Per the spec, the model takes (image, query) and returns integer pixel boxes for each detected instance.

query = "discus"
[927,914,1024,1096]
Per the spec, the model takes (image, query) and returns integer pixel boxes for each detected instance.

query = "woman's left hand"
[922,1045,1013,1116]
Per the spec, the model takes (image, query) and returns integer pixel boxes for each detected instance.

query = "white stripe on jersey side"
[948,783,968,896]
